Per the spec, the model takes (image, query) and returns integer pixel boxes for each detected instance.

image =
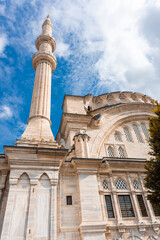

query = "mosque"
[0,16,159,240]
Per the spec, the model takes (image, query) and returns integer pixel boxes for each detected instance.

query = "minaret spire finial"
[19,17,57,145]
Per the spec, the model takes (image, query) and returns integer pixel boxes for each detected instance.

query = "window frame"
[118,194,135,218]
[123,126,133,142]
[136,194,148,217]
[105,195,115,218]
[132,123,143,143]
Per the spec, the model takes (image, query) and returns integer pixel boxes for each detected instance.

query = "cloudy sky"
[0,0,160,152]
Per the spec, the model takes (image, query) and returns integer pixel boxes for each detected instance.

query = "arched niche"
[17,173,30,189]
[35,173,51,238]
[89,103,154,158]
[38,173,51,188]
[9,173,30,239]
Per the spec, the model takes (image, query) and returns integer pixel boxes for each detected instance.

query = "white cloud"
[55,41,71,58]
[0,34,8,54]
[0,105,13,119]
[2,0,160,99]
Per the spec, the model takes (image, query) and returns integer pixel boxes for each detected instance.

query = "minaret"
[19,15,57,144]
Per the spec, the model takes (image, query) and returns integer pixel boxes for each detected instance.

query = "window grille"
[151,202,160,216]
[137,195,148,217]
[103,180,108,190]
[140,123,149,140]
[132,124,143,143]
[118,146,125,158]
[108,146,115,157]
[124,127,132,142]
[105,195,115,218]
[118,195,135,217]
[116,178,127,190]
[114,132,122,142]
[133,180,139,190]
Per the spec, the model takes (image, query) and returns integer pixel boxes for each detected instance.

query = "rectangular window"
[118,195,135,218]
[137,195,148,217]
[105,195,115,218]
[151,202,160,216]
[66,196,72,205]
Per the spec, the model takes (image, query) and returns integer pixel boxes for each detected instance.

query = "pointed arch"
[17,172,30,188]
[123,127,133,142]
[118,146,125,158]
[114,131,122,142]
[115,178,127,190]
[132,124,143,143]
[107,146,115,157]
[38,173,50,188]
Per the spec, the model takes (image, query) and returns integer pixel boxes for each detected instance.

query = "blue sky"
[0,0,160,152]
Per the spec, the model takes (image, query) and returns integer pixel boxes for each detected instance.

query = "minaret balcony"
[32,51,57,72]
[36,34,56,52]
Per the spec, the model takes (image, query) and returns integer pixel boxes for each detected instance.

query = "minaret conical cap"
[42,14,53,29]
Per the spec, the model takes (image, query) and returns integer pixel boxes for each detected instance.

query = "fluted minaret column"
[21,15,57,142]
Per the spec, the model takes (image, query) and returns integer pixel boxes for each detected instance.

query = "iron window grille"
[118,146,125,158]
[137,195,148,217]
[118,195,135,218]
[116,178,128,190]
[114,132,122,142]
[133,180,139,190]
[132,124,143,143]
[151,202,160,217]
[103,180,108,190]
[108,146,115,157]
[123,127,133,142]
[105,195,115,218]
[140,123,149,140]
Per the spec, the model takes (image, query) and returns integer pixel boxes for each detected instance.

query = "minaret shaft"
[29,62,51,120]
[20,16,57,143]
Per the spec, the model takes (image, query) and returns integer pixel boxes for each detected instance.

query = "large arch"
[88,103,154,158]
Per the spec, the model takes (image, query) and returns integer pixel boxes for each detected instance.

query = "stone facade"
[0,16,160,240]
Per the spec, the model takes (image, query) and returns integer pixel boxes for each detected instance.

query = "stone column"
[109,173,122,223]
[26,180,38,239]
[50,181,58,240]
[127,173,142,222]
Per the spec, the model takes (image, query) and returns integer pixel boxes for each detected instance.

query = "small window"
[151,202,160,216]
[114,132,122,142]
[118,195,135,218]
[118,146,125,158]
[137,195,148,217]
[66,196,72,205]
[132,124,143,143]
[108,146,115,157]
[105,195,115,218]
[133,180,139,190]
[103,180,108,190]
[140,123,149,140]
[123,127,133,142]
[116,178,127,190]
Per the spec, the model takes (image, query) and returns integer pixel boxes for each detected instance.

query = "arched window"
[123,127,132,142]
[102,180,108,190]
[108,146,114,157]
[114,132,122,142]
[118,146,125,158]
[133,180,139,190]
[132,124,143,143]
[140,123,149,140]
[115,178,127,190]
